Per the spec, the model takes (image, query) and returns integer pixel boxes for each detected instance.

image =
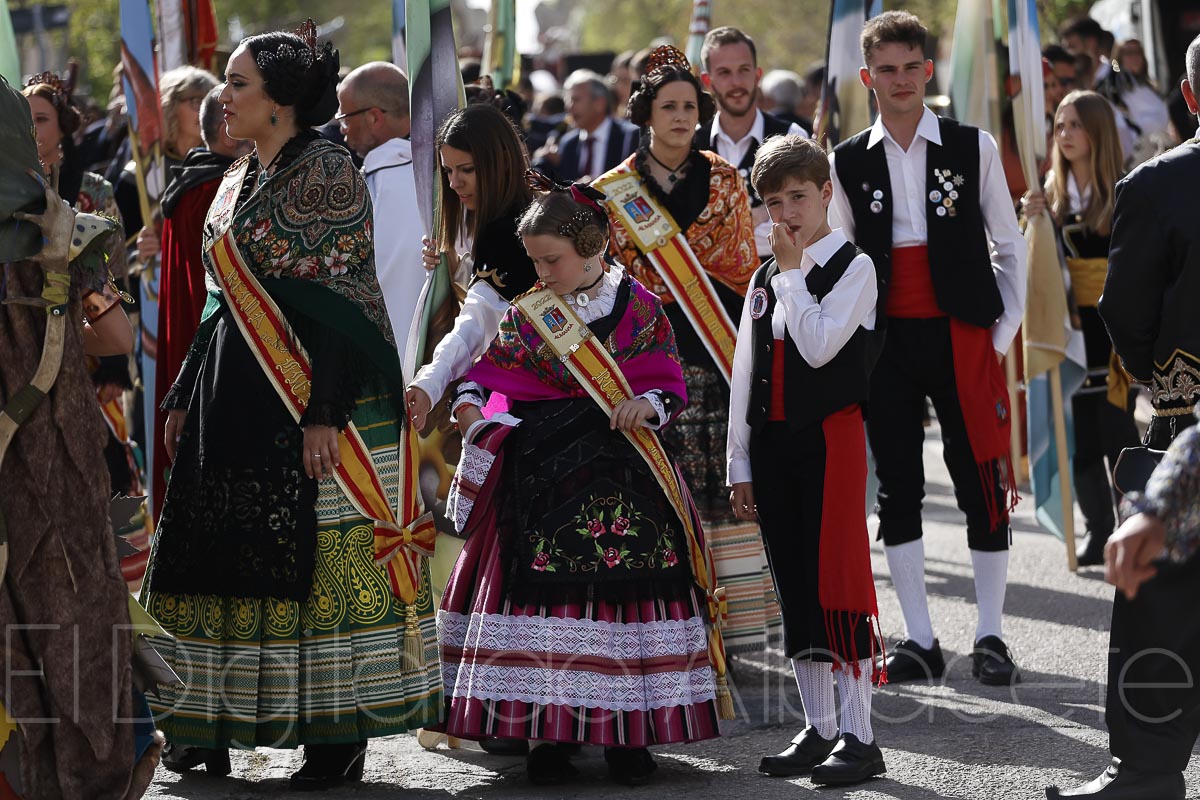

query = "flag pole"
[1005,345,1024,483]
[125,124,156,236]
[1050,367,1077,570]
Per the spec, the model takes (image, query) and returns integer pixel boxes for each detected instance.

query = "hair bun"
[297,40,339,126]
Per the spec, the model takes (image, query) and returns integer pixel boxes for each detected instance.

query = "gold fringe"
[403,604,425,671]
[715,674,736,721]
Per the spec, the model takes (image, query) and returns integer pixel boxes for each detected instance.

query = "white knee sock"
[792,659,837,740]
[971,549,1009,642]
[836,659,875,744]
[884,539,935,649]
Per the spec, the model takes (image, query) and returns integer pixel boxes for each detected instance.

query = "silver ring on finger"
[313,453,322,458]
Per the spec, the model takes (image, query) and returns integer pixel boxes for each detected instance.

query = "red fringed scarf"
[817,405,886,682]
[888,246,1019,536]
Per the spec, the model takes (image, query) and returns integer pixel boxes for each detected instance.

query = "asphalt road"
[143,419,1200,799]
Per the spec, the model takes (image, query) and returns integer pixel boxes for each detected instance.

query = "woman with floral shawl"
[140,25,440,790]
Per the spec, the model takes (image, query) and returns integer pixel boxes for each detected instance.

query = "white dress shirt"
[828,106,1027,355]
[710,109,808,258]
[408,278,510,406]
[726,228,878,485]
[363,137,423,370]
[577,117,612,179]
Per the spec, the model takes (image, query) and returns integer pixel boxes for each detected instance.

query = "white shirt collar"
[1066,171,1091,212]
[866,106,942,150]
[713,108,765,147]
[580,116,612,143]
[800,227,849,272]
[362,136,412,173]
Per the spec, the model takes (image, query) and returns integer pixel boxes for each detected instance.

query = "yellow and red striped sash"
[205,163,433,604]
[595,167,737,383]
[513,287,733,719]
[99,396,129,443]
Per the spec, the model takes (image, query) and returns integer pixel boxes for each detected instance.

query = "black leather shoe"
[527,743,578,785]
[1046,758,1184,798]
[605,746,657,786]
[480,737,530,756]
[757,726,838,777]
[877,638,945,684]
[810,733,886,786]
[972,635,1020,686]
[160,742,231,776]
[289,741,367,791]
[1076,533,1109,567]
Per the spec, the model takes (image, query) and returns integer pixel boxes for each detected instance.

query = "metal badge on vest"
[745,241,879,435]
[832,116,1003,330]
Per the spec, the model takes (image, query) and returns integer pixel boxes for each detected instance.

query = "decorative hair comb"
[644,44,691,77]
[523,168,608,218]
[296,18,319,54]
[25,71,70,104]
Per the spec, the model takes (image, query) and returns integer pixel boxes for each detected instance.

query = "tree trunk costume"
[0,77,138,800]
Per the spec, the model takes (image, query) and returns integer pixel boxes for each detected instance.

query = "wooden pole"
[1005,346,1023,483]
[124,124,156,230]
[1049,367,1077,572]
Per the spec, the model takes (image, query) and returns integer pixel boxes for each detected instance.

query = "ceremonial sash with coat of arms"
[595,165,738,384]
[204,159,434,607]
[512,286,735,720]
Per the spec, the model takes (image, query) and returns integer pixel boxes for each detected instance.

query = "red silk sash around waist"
[769,342,787,421]
[886,245,945,319]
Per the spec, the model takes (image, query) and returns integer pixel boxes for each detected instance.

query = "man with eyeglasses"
[336,62,422,369]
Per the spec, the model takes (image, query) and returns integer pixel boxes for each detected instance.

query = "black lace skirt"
[144,310,318,601]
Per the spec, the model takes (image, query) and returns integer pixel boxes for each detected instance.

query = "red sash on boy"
[890,245,1018,530]
[513,286,734,720]
[595,166,738,383]
[205,160,434,605]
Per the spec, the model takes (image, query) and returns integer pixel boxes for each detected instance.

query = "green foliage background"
[17,0,1095,101]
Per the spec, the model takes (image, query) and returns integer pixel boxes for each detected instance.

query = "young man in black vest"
[828,11,1027,686]
[1045,33,1200,800]
[728,134,885,787]
[698,26,808,262]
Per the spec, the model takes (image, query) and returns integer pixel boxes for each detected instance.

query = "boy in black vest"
[828,11,1027,686]
[728,134,885,787]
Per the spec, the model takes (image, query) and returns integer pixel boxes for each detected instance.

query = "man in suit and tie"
[1045,32,1200,800]
[697,26,808,261]
[532,69,639,183]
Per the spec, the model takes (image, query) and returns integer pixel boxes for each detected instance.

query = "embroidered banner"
[595,167,737,383]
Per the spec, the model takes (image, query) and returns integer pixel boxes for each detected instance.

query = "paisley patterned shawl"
[603,151,758,303]
[205,138,396,346]
[467,271,687,404]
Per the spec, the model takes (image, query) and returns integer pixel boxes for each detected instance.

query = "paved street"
[144,420,1200,799]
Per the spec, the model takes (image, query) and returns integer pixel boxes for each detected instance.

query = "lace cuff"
[638,390,667,430]
[451,380,487,422]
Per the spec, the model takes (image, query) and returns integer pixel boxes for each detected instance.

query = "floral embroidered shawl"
[467,271,686,403]
[205,138,396,346]
[602,150,758,303]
